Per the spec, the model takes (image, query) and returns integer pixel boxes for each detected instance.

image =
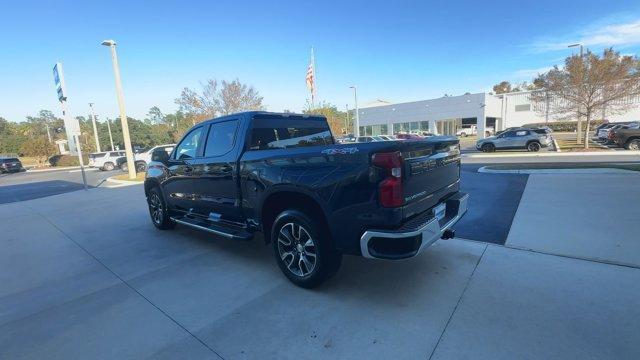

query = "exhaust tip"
[441,229,455,240]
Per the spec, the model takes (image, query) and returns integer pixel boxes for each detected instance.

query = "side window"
[204,120,238,157]
[502,131,516,138]
[248,116,333,150]
[515,130,528,136]
[174,127,203,160]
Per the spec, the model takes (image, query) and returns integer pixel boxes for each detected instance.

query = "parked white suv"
[88,151,126,171]
[136,144,175,164]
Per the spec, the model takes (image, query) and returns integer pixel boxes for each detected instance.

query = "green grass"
[112,172,146,181]
[556,138,609,152]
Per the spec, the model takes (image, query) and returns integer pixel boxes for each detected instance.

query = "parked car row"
[88,144,176,172]
[476,127,553,152]
[594,121,640,150]
[337,132,436,143]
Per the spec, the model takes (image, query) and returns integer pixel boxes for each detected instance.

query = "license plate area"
[433,203,446,221]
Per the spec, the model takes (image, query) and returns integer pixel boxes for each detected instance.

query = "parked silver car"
[476,128,552,152]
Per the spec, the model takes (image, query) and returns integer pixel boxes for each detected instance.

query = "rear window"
[1,158,19,163]
[532,129,548,134]
[248,115,333,150]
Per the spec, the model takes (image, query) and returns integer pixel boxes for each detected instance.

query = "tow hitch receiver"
[441,229,456,240]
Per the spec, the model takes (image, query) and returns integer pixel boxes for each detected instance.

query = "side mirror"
[151,148,170,163]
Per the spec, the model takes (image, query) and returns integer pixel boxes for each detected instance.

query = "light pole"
[106,118,115,151]
[568,43,584,144]
[344,104,349,135]
[102,39,136,179]
[88,103,101,152]
[350,86,359,137]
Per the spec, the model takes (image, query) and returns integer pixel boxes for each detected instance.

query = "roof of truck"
[201,111,326,125]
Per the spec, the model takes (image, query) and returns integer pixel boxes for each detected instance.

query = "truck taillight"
[372,152,403,207]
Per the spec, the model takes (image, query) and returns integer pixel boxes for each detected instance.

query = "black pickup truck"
[144,111,468,288]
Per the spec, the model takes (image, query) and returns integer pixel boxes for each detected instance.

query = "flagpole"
[311,46,315,109]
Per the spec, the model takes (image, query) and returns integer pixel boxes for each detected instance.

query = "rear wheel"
[136,161,147,172]
[147,187,175,230]
[120,163,127,171]
[459,132,467,137]
[527,142,541,152]
[103,162,115,171]
[626,139,640,151]
[272,210,341,288]
[481,143,495,152]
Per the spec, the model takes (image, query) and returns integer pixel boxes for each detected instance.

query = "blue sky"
[1,0,640,122]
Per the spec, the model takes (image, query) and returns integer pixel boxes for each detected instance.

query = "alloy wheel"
[148,193,163,225]
[277,222,317,277]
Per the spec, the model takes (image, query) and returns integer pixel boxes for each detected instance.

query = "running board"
[171,216,253,241]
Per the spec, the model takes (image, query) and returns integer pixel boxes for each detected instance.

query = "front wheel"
[527,142,541,152]
[272,210,341,288]
[147,187,175,230]
[626,139,640,151]
[481,143,495,152]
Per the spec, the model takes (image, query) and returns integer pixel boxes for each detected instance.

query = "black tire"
[103,162,115,171]
[459,132,467,137]
[626,139,640,151]
[527,142,541,152]
[481,143,495,152]
[136,161,147,172]
[147,187,176,230]
[271,210,342,288]
[120,163,128,172]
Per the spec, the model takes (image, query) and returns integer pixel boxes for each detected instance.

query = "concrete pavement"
[1,181,639,359]
[507,173,640,267]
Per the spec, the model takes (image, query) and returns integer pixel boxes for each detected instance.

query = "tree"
[532,49,640,148]
[493,81,512,94]
[219,79,264,115]
[20,137,56,165]
[303,102,348,136]
[175,78,264,124]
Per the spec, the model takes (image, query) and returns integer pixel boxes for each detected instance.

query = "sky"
[1,0,640,122]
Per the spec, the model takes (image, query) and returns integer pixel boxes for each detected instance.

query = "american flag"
[306,47,316,104]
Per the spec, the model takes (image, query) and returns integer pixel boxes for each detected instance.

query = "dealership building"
[356,91,640,139]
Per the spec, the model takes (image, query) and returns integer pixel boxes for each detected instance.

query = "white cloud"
[531,18,640,52]
[513,66,554,79]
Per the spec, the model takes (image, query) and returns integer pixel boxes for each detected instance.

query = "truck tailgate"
[399,137,461,219]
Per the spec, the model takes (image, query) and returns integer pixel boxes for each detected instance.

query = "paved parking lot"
[1,172,639,359]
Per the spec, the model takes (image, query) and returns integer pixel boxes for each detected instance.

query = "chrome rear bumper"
[360,193,469,260]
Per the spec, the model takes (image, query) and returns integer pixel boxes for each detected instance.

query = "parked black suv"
[0,157,23,173]
[144,112,468,287]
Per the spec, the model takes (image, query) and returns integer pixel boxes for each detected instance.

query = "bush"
[523,120,608,132]
[49,154,90,167]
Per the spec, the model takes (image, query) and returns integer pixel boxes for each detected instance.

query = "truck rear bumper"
[359,192,468,260]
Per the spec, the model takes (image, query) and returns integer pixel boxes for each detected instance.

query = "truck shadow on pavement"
[0,180,94,204]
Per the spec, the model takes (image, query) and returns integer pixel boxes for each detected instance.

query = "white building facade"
[356,91,640,139]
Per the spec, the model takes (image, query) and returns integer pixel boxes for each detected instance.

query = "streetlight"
[102,39,136,179]
[350,86,359,137]
[568,43,583,57]
[88,103,101,152]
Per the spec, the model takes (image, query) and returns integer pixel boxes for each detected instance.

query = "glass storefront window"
[420,121,429,131]
[381,124,388,135]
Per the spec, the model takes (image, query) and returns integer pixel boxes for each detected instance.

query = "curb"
[106,176,144,187]
[477,166,639,175]
[461,150,640,158]
[26,166,83,173]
